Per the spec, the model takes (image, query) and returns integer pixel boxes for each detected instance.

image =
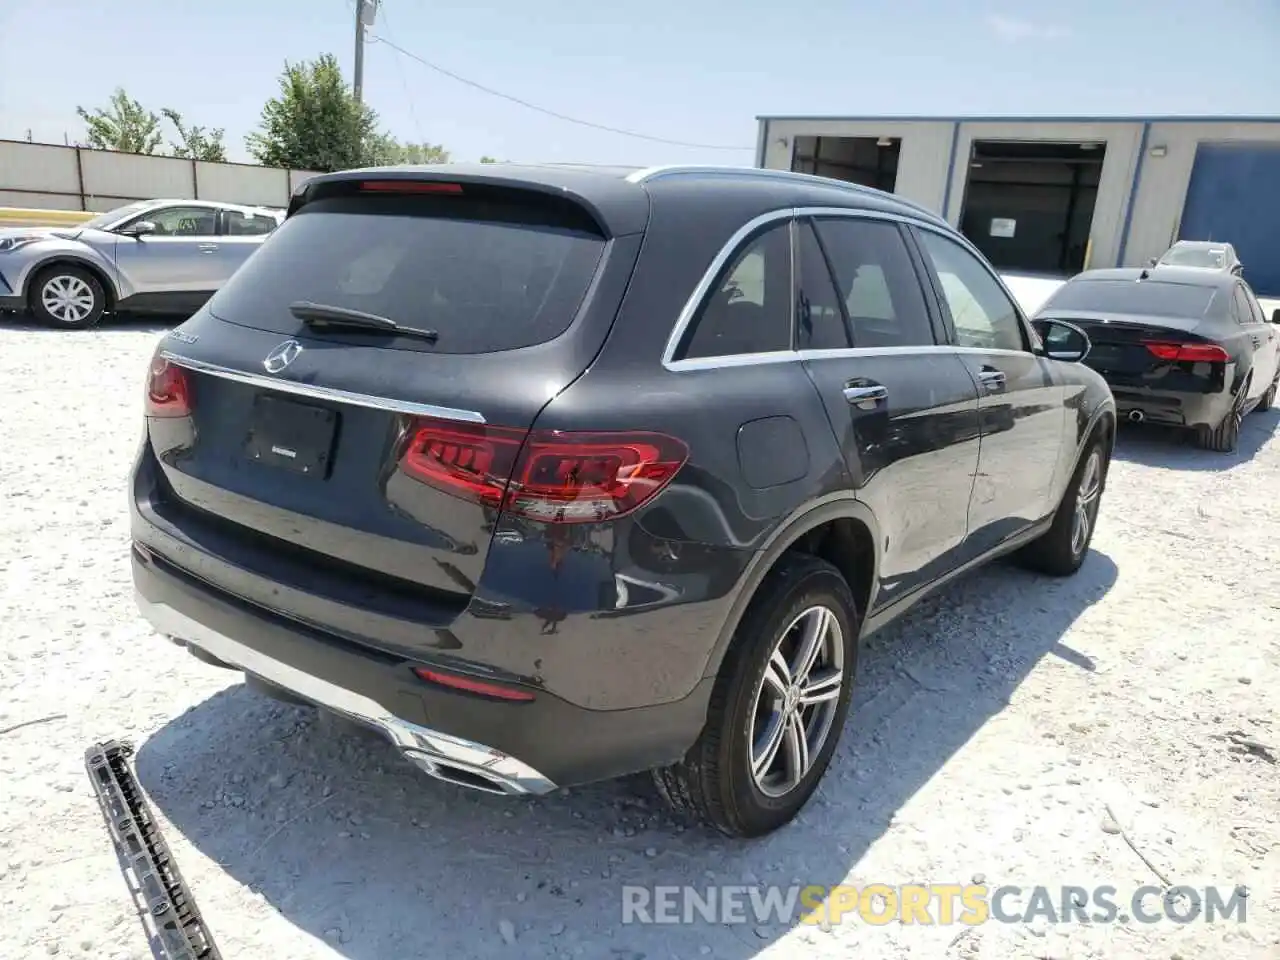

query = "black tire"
[1196,391,1244,453]
[1014,436,1107,577]
[652,554,858,838]
[28,264,107,329]
[1258,379,1277,413]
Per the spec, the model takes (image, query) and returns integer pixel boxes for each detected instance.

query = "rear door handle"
[842,383,888,410]
[978,368,1007,391]
[198,243,219,253]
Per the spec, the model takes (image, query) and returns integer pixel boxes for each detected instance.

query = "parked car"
[1035,267,1280,451]
[1150,240,1242,277]
[0,198,282,328]
[130,163,1115,838]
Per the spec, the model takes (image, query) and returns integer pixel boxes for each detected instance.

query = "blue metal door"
[1178,142,1280,296]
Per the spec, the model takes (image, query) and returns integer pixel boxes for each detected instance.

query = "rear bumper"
[1107,384,1234,429]
[132,546,713,791]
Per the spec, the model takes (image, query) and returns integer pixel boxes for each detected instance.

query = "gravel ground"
[1,298,1278,960]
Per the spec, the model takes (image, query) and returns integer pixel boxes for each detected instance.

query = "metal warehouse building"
[754,116,1280,295]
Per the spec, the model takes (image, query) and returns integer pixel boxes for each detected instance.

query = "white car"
[1151,240,1243,277]
[0,199,283,328]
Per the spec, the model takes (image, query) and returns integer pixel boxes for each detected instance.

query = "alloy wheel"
[749,604,844,798]
[40,275,96,325]
[1071,450,1103,556]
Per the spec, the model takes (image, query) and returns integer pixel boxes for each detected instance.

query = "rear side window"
[206,193,606,354]
[1231,285,1254,326]
[678,222,792,360]
[223,209,277,236]
[815,218,935,348]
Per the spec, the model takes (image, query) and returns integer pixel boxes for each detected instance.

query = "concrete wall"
[1122,121,1280,267]
[0,139,321,211]
[760,118,955,213]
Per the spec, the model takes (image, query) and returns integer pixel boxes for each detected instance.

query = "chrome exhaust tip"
[1128,410,1145,423]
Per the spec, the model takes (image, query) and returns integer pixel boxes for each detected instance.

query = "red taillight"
[145,356,192,417]
[1143,341,1230,363]
[413,667,536,702]
[398,418,689,524]
[358,180,464,195]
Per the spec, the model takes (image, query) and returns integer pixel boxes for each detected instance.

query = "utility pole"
[353,0,378,104]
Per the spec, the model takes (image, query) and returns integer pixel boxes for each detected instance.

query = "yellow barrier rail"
[0,207,96,228]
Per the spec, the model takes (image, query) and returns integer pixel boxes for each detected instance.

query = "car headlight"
[0,235,47,254]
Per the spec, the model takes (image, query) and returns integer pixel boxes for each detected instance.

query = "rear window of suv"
[206,192,607,354]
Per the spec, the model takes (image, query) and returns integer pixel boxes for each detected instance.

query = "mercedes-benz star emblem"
[263,339,303,374]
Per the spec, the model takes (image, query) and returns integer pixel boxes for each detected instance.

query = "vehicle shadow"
[135,551,1117,960]
[1109,408,1279,472]
[0,311,178,335]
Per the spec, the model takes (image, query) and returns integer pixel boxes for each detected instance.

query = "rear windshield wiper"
[288,301,439,343]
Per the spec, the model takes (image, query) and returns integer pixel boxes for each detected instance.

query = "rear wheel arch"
[703,497,880,681]
[25,257,118,312]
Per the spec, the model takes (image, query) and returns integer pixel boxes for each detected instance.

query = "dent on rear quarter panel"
[441,339,849,711]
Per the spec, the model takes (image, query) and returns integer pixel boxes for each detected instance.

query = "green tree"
[162,108,227,162]
[366,136,450,166]
[76,88,163,154]
[480,156,499,164]
[246,53,382,172]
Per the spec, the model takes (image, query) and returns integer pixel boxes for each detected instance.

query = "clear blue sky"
[2,0,1278,167]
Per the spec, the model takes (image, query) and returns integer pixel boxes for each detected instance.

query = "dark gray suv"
[130,163,1116,837]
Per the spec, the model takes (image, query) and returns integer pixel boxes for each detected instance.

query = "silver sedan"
[0,199,282,328]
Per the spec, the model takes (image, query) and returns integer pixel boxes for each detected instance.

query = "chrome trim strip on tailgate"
[138,597,555,795]
[159,352,488,424]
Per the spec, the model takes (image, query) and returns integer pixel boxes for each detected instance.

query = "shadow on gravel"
[136,551,1117,960]
[1110,408,1279,472]
[0,311,177,335]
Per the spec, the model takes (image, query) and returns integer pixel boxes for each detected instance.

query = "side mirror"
[1272,308,1280,325]
[119,220,156,238]
[1032,317,1091,363]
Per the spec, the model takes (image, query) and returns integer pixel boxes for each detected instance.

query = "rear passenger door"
[910,228,1067,557]
[798,215,982,610]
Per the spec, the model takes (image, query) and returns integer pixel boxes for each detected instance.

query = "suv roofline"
[625,165,946,224]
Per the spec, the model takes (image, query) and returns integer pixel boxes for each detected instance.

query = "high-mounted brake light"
[145,356,192,417]
[357,180,464,195]
[1143,341,1231,364]
[413,667,536,702]
[398,418,689,524]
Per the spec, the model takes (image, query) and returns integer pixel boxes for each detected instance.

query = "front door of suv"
[797,214,982,611]
[909,227,1068,559]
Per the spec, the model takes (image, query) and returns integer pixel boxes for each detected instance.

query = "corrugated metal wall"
[0,139,321,210]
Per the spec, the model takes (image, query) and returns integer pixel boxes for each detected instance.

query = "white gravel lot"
[1,296,1278,960]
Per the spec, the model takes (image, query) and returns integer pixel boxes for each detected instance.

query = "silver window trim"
[159,351,488,424]
[662,205,1037,372]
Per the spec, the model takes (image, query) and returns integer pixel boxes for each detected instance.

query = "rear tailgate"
[141,177,642,635]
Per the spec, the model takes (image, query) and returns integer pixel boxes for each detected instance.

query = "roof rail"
[625,165,943,221]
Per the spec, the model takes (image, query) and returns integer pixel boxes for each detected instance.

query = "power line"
[367,34,751,152]
[375,2,425,141]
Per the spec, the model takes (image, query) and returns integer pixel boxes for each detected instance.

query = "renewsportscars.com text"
[621,883,1248,927]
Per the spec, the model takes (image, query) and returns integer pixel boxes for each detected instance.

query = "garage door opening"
[958,140,1105,275]
[791,136,900,193]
